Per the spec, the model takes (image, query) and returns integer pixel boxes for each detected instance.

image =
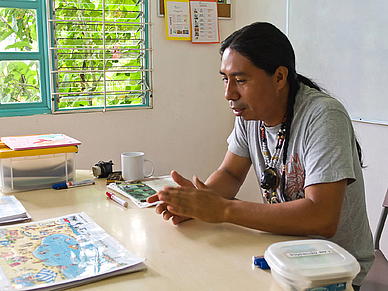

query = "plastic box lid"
[0,140,78,159]
[264,239,360,284]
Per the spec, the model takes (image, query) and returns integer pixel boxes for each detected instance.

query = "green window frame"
[0,0,151,117]
[48,0,151,113]
[0,0,51,117]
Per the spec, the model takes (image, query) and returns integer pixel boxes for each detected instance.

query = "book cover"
[1,134,81,151]
[0,196,31,225]
[107,181,159,209]
[106,176,178,209]
[0,212,146,290]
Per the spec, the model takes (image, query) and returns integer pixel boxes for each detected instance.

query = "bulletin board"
[158,0,231,18]
[288,0,388,124]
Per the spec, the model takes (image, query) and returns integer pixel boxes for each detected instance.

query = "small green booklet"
[117,182,157,202]
[107,176,178,208]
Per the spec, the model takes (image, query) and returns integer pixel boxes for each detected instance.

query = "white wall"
[0,3,236,182]
[235,0,288,32]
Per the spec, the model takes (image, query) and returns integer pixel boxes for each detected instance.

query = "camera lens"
[92,160,113,178]
[92,165,102,177]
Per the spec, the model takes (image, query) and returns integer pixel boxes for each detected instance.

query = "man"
[147,22,374,289]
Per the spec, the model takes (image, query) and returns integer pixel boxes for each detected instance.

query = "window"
[0,0,151,117]
[0,0,51,116]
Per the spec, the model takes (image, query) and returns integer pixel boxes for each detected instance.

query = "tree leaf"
[0,30,13,43]
[5,41,31,50]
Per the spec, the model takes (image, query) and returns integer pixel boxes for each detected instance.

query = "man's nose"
[224,81,239,101]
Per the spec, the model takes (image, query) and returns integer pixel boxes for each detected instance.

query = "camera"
[92,160,114,178]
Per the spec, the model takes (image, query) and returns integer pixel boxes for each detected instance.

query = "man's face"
[220,48,286,125]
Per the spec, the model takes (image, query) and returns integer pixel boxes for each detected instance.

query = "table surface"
[1,170,306,291]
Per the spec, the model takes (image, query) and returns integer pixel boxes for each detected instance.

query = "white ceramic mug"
[121,152,154,181]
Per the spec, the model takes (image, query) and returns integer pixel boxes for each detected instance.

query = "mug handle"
[144,159,155,178]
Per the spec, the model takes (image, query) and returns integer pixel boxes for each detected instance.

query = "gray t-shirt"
[227,83,374,285]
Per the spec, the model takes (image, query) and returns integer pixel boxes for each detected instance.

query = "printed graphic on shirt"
[285,153,305,201]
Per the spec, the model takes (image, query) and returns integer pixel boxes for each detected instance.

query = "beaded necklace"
[260,116,286,204]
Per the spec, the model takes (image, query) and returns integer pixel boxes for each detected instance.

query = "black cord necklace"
[260,117,286,203]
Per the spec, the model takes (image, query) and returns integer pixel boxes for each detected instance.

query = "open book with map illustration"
[0,212,146,290]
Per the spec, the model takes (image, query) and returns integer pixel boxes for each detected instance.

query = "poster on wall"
[164,0,191,40]
[190,0,219,44]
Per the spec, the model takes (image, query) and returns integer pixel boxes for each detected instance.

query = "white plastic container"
[0,143,77,193]
[264,239,360,291]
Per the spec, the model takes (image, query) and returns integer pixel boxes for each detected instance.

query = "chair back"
[361,188,388,291]
[374,189,388,250]
[383,188,388,208]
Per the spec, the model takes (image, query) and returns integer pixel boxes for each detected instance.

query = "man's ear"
[275,66,289,90]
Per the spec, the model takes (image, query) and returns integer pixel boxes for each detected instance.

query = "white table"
[2,170,308,290]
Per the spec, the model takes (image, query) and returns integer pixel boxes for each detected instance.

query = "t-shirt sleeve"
[303,108,357,187]
[227,117,251,159]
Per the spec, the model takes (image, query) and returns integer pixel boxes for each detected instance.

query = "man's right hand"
[147,170,194,225]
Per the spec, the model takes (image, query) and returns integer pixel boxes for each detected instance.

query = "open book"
[0,212,146,290]
[0,195,31,225]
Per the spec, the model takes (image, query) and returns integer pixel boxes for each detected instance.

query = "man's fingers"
[193,175,207,189]
[162,210,174,221]
[171,170,195,188]
[147,193,160,203]
[155,202,167,214]
[162,209,190,225]
[158,188,193,209]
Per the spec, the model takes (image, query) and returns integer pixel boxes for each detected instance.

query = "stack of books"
[1,134,81,151]
[0,195,31,224]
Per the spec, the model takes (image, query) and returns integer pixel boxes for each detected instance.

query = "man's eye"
[237,79,246,84]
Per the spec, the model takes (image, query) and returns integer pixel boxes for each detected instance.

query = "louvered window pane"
[49,0,151,111]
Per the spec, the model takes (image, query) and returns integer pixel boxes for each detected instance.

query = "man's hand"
[147,171,195,225]
[157,176,228,223]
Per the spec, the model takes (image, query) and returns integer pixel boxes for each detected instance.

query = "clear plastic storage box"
[264,239,360,291]
[0,141,77,193]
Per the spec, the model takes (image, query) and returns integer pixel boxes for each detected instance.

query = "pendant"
[260,167,279,190]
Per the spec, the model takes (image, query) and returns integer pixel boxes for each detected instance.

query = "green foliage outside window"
[52,0,148,110]
[0,60,41,104]
[0,0,149,112]
[0,8,40,104]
